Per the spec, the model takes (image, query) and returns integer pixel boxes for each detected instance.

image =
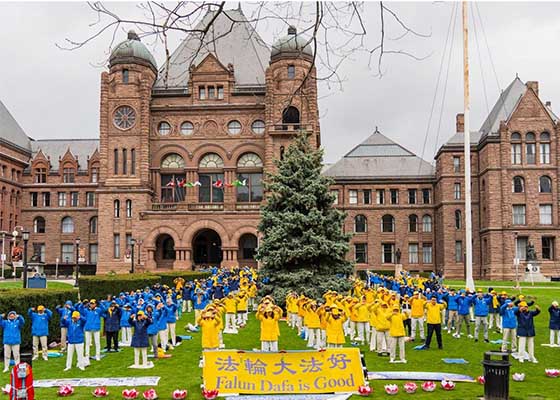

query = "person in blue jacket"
[444,289,460,333]
[165,297,178,348]
[103,301,122,352]
[62,311,87,371]
[119,304,133,347]
[515,302,540,363]
[78,299,105,362]
[28,305,52,361]
[145,304,161,356]
[156,302,169,352]
[192,289,209,327]
[130,310,153,368]
[548,301,560,346]
[56,301,74,352]
[454,291,473,338]
[1,311,24,372]
[472,289,492,343]
[499,300,518,353]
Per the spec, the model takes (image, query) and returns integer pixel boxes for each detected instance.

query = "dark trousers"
[106,331,119,351]
[425,323,443,349]
[404,319,412,336]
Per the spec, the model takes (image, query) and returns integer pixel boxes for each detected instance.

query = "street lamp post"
[74,238,80,287]
[513,231,519,289]
[22,230,29,289]
[130,238,136,274]
[1,231,6,280]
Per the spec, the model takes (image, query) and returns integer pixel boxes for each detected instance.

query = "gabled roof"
[30,139,99,171]
[444,131,482,146]
[0,100,30,151]
[324,130,435,180]
[154,8,270,89]
[479,77,526,136]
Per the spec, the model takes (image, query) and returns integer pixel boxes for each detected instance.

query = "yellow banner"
[203,348,365,395]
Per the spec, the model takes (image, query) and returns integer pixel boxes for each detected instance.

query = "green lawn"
[0,281,74,290]
[1,286,559,399]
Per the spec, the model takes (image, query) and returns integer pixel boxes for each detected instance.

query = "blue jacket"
[473,296,492,317]
[103,306,122,332]
[120,308,133,328]
[1,314,25,345]
[549,306,560,330]
[146,310,161,335]
[61,316,86,344]
[80,305,105,331]
[446,294,460,311]
[192,292,209,310]
[156,308,168,331]
[500,303,518,329]
[56,302,74,327]
[28,308,52,337]
[165,304,178,324]
[457,295,473,315]
[130,316,152,348]
[516,308,540,337]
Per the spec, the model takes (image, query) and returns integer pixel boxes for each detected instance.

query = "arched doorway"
[155,234,176,268]
[238,233,258,268]
[193,229,222,266]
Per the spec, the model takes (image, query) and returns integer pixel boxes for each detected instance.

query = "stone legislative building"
[1,9,559,279]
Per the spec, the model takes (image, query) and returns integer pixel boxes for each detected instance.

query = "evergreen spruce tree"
[257,131,353,304]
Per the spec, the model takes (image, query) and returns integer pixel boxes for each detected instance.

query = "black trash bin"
[20,352,33,367]
[482,351,510,400]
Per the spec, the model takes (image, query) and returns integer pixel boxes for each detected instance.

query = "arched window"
[61,217,74,233]
[114,199,120,218]
[199,153,224,203]
[280,146,285,160]
[34,217,45,233]
[526,132,536,142]
[511,132,522,164]
[158,121,171,136]
[126,199,132,218]
[455,210,462,229]
[511,132,521,141]
[422,215,432,232]
[180,121,194,136]
[282,106,300,129]
[381,215,395,233]
[239,233,258,261]
[89,217,97,234]
[251,120,265,135]
[540,132,551,141]
[408,214,418,232]
[540,132,551,164]
[161,154,185,169]
[237,153,264,203]
[227,120,242,135]
[354,215,367,233]
[525,132,536,164]
[540,176,552,193]
[512,176,525,193]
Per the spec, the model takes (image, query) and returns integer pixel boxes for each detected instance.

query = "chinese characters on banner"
[203,349,365,395]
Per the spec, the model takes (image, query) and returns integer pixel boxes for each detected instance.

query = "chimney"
[456,113,464,133]
[546,101,552,109]
[526,81,539,96]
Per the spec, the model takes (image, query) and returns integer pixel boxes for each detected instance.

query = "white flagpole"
[463,1,475,292]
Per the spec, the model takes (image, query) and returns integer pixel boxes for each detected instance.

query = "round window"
[158,122,171,136]
[251,120,265,134]
[180,121,194,136]
[227,120,242,135]
[113,106,136,129]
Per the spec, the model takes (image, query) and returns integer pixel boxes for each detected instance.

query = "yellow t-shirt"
[425,302,446,324]
[388,312,407,337]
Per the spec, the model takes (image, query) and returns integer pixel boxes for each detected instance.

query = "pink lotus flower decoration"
[477,376,485,385]
[93,387,109,397]
[441,380,456,391]
[202,389,219,400]
[403,382,417,393]
[545,369,560,378]
[172,389,187,399]
[58,385,74,397]
[142,388,158,400]
[122,389,139,400]
[357,385,372,396]
[421,381,436,392]
[512,373,525,382]
[384,384,399,395]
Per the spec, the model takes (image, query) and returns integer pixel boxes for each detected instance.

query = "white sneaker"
[389,358,395,363]
[95,356,101,362]
[63,367,71,371]
[531,358,538,364]
[468,335,473,339]
[2,368,8,373]
[78,365,85,371]
[402,359,407,364]
[32,356,38,361]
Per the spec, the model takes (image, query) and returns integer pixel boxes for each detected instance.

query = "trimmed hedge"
[78,271,212,300]
[0,288,79,350]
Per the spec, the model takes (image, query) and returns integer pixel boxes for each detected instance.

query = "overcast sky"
[1,1,560,163]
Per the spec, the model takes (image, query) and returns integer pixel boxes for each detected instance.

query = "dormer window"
[34,168,47,183]
[199,86,206,100]
[63,168,75,183]
[217,86,224,99]
[122,69,129,84]
[208,86,216,99]
[288,65,295,79]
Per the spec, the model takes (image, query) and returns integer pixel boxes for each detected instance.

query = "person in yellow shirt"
[409,292,426,341]
[223,294,238,334]
[374,302,391,355]
[421,297,447,350]
[351,296,370,346]
[256,304,282,352]
[285,293,298,329]
[236,290,249,327]
[304,302,321,349]
[247,282,258,311]
[197,310,220,350]
[367,300,379,352]
[325,307,347,348]
[387,306,408,363]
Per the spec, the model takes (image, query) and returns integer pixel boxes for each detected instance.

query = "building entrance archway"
[238,233,258,268]
[193,229,222,266]
[155,234,175,268]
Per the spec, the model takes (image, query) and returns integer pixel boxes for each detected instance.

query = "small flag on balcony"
[213,179,223,188]
[166,180,175,187]
[232,179,247,187]
[177,178,186,188]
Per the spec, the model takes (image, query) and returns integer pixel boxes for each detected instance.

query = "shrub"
[156,271,211,288]
[78,274,161,300]
[0,288,79,351]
